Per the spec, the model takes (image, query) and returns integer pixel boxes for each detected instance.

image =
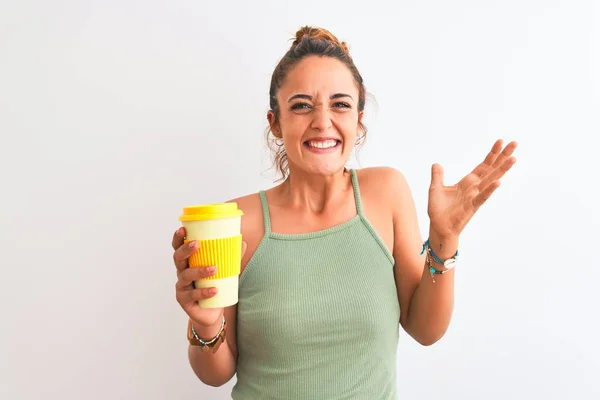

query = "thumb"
[430,163,444,189]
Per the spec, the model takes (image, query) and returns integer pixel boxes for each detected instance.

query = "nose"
[310,107,333,131]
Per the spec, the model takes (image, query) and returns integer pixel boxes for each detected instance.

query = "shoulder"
[355,166,418,231]
[225,192,266,268]
[226,192,265,237]
[354,166,412,201]
[350,167,416,258]
[226,192,262,215]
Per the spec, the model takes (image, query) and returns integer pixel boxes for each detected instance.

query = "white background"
[1,0,599,399]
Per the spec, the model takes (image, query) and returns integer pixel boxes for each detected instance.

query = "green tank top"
[232,169,400,399]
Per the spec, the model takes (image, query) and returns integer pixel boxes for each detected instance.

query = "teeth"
[307,140,338,149]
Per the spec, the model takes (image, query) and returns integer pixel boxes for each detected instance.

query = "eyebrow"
[287,93,354,102]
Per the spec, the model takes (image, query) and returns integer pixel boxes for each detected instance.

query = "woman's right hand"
[172,227,224,329]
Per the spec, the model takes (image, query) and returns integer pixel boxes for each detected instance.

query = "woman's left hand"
[427,139,518,240]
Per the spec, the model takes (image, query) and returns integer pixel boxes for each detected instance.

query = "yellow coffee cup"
[179,203,244,308]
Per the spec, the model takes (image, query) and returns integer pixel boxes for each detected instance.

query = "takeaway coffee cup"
[179,203,244,308]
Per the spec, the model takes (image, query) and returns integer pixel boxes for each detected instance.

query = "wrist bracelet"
[421,239,458,283]
[188,315,227,353]
[191,315,225,345]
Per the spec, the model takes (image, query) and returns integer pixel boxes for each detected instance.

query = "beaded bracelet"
[421,239,458,283]
[191,315,226,346]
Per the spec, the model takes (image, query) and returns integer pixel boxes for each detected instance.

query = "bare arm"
[397,140,516,345]
[398,231,457,346]
[388,168,456,346]
[188,305,239,387]
[172,231,243,387]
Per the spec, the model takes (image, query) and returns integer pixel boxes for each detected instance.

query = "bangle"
[421,239,458,283]
[187,315,227,353]
[421,239,458,265]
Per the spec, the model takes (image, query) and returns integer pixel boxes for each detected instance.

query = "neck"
[275,167,352,213]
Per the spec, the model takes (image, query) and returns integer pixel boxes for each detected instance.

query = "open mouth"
[303,139,342,150]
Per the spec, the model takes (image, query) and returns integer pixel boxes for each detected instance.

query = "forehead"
[279,55,358,97]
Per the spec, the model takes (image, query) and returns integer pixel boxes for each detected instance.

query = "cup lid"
[179,203,244,221]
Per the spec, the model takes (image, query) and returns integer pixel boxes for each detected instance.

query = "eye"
[290,102,312,113]
[333,102,352,110]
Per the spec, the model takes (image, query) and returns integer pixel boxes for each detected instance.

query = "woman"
[172,26,517,399]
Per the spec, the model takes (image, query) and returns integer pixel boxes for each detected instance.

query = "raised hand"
[427,139,518,239]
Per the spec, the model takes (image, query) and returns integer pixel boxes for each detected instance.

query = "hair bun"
[292,26,350,54]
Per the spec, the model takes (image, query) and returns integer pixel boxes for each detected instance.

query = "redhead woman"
[172,26,517,399]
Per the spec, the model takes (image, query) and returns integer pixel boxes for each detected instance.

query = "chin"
[288,148,351,177]
[302,162,348,177]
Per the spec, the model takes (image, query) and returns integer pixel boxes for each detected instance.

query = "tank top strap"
[258,190,272,235]
[349,169,365,217]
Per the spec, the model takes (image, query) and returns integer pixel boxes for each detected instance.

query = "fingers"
[173,240,198,273]
[190,287,218,301]
[467,149,515,211]
[176,266,218,290]
[177,286,219,305]
[172,227,186,250]
[491,141,518,169]
[471,139,502,176]
[472,139,518,178]
[173,232,247,277]
[484,139,504,166]
[480,155,517,189]
[472,180,501,209]
[430,163,444,189]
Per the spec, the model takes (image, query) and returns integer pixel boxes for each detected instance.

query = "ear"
[357,111,365,136]
[267,110,281,138]
[355,112,366,145]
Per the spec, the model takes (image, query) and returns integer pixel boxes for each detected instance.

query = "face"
[268,55,363,177]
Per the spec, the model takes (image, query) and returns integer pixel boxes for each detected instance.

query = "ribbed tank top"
[231,169,400,400]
